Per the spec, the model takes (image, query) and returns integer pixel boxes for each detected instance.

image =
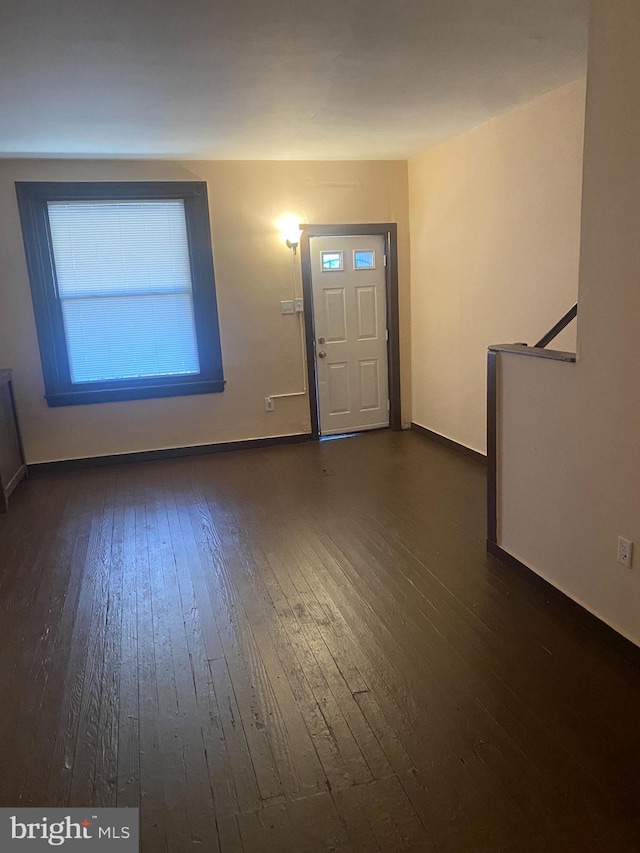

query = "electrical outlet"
[294,298,304,312]
[264,396,275,412]
[617,536,633,568]
[280,300,295,315]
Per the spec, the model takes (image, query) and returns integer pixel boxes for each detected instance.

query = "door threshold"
[319,432,363,442]
[320,427,390,442]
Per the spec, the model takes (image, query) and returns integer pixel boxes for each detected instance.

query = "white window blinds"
[47,200,200,384]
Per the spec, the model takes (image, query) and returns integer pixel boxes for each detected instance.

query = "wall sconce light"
[279,216,303,255]
[286,234,302,254]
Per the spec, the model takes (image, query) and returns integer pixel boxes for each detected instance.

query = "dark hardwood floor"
[1,430,639,852]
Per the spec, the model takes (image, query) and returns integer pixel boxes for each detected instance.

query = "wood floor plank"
[133,476,167,853]
[237,802,292,853]
[332,784,382,852]
[116,470,140,808]
[216,813,244,853]
[93,469,125,806]
[285,790,354,852]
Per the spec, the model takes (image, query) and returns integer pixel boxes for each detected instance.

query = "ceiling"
[0,0,588,160]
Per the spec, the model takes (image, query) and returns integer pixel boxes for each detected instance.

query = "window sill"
[45,379,225,407]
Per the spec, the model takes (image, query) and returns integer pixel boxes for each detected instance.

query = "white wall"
[0,159,410,463]
[497,0,640,646]
[409,81,586,454]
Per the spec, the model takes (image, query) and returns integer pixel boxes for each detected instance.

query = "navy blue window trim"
[15,181,225,406]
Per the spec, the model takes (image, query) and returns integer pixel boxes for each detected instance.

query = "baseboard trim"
[411,423,486,464]
[487,540,640,663]
[28,433,312,473]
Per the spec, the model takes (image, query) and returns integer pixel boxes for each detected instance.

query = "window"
[353,250,375,269]
[321,251,344,271]
[16,181,224,406]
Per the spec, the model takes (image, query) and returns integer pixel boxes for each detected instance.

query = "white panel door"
[310,235,389,435]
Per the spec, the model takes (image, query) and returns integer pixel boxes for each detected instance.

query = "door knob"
[318,351,327,359]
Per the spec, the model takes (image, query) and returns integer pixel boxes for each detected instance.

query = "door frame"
[300,223,401,440]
